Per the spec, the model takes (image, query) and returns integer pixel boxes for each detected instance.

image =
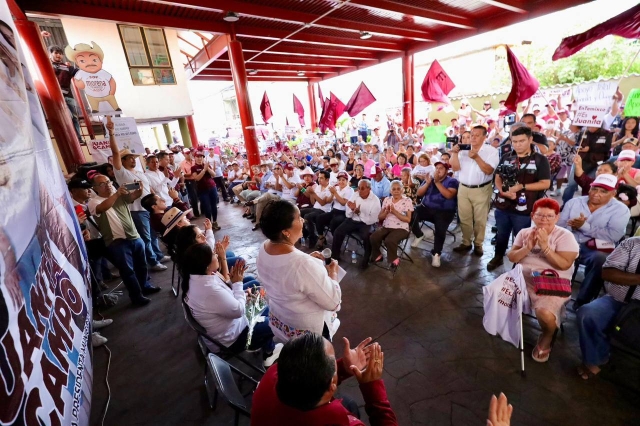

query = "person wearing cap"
[558,174,631,309]
[87,173,159,306]
[316,171,354,246]
[607,137,640,169]
[410,162,459,267]
[277,163,301,203]
[170,143,185,165]
[488,126,551,271]
[370,166,391,200]
[450,125,499,256]
[541,100,559,123]
[472,100,496,124]
[205,147,230,202]
[615,149,640,187]
[370,127,381,149]
[561,126,612,206]
[106,118,169,272]
[191,150,221,230]
[141,191,190,237]
[226,162,245,202]
[573,156,618,197]
[180,148,201,217]
[556,109,571,133]
[331,179,381,268]
[145,153,181,206]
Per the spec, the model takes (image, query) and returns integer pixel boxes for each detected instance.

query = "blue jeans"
[243,276,261,290]
[577,295,624,366]
[562,166,596,206]
[131,211,163,266]
[575,243,609,307]
[64,96,82,141]
[198,187,218,222]
[106,238,151,302]
[494,209,532,257]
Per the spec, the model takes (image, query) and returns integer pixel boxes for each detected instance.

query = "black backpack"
[610,260,640,353]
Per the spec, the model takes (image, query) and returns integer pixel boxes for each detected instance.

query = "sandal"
[389,258,400,272]
[577,364,600,380]
[373,254,383,263]
[532,337,551,363]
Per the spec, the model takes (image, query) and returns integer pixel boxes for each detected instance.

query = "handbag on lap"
[533,269,572,298]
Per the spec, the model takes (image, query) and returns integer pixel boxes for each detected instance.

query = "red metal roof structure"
[19,0,591,83]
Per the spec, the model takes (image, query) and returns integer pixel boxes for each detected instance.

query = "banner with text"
[528,87,573,109]
[423,125,448,144]
[625,88,640,116]
[101,116,145,154]
[0,2,93,425]
[572,104,608,127]
[573,81,617,106]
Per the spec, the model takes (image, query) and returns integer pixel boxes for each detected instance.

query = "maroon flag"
[293,94,305,126]
[504,46,539,112]
[553,4,640,60]
[286,117,289,126]
[344,82,376,117]
[420,59,455,104]
[260,91,273,123]
[320,93,345,132]
[318,97,331,133]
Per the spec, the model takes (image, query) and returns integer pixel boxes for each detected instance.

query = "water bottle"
[351,250,357,264]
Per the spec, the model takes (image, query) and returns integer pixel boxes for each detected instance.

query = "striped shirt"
[603,237,640,303]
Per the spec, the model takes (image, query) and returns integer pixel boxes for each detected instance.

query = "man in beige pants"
[449,126,499,256]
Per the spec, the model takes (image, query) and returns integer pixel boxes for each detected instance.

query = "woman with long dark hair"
[182,243,281,366]
[612,117,639,156]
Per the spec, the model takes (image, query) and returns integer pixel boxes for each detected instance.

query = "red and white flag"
[420,60,455,104]
[344,82,376,117]
[553,4,640,61]
[293,94,305,127]
[320,93,345,132]
[504,46,539,113]
[260,91,273,123]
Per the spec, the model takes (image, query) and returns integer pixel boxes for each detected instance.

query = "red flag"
[260,91,273,123]
[293,94,305,127]
[420,59,455,104]
[504,46,539,113]
[553,4,640,60]
[344,82,376,117]
[320,93,345,132]
[286,117,289,126]
[318,97,330,133]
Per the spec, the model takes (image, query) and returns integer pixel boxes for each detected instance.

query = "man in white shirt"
[171,144,185,165]
[300,170,334,247]
[370,127,382,150]
[278,164,301,203]
[145,153,180,205]
[330,179,382,269]
[107,119,169,272]
[328,158,340,185]
[450,125,500,256]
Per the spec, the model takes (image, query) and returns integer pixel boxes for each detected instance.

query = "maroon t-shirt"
[190,163,216,192]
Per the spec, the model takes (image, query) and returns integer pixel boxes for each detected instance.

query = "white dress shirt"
[332,186,354,211]
[281,174,301,201]
[346,192,382,225]
[312,183,333,212]
[145,169,179,204]
[456,144,499,186]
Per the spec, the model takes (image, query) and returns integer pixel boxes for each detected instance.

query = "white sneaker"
[150,263,168,271]
[92,332,108,347]
[411,235,424,248]
[92,319,113,330]
[431,253,441,268]
[159,255,172,263]
[263,343,284,367]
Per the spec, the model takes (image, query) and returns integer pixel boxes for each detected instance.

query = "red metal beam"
[235,25,406,52]
[139,0,433,41]
[475,0,528,14]
[345,0,476,30]
[185,34,230,79]
[217,54,358,67]
[240,42,381,60]
[192,75,309,82]
[199,70,326,78]
[177,34,201,51]
[402,53,413,130]
[206,63,336,73]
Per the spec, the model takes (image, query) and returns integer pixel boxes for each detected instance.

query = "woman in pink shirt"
[359,152,376,178]
[391,153,409,178]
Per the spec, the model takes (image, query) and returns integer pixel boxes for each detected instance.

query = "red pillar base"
[186,115,199,148]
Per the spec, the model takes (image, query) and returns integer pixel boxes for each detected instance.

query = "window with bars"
[118,25,176,86]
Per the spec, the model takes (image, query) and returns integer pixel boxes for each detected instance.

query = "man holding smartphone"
[107,117,169,273]
[450,125,499,256]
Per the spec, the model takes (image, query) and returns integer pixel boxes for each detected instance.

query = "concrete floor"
[89,201,640,426]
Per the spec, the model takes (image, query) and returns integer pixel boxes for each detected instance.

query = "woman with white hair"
[369,180,413,271]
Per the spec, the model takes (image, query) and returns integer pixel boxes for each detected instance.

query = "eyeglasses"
[533,214,556,220]
[94,181,111,188]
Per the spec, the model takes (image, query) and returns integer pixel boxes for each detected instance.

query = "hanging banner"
[101,116,144,154]
[0,3,92,426]
[572,104,608,127]
[573,81,617,106]
[528,87,573,108]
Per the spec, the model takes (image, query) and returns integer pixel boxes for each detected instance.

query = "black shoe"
[491,236,497,245]
[247,214,255,220]
[242,212,250,218]
[245,201,255,207]
[252,224,260,231]
[491,226,498,233]
[486,256,504,271]
[452,244,473,253]
[131,296,151,306]
[142,285,162,295]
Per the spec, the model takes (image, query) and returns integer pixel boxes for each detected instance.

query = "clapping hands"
[203,219,212,231]
[567,212,587,230]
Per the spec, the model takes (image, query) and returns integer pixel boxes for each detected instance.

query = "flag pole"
[620,46,640,83]
[518,265,526,377]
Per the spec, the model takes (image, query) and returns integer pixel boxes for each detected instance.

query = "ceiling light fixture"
[297,71,305,76]
[248,69,258,75]
[223,11,239,22]
[359,31,372,40]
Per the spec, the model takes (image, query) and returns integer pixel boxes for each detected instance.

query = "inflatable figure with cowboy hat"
[65,42,121,114]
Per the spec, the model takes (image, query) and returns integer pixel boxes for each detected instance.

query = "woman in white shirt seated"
[257,200,342,342]
[182,243,282,366]
[315,171,355,248]
[370,181,414,271]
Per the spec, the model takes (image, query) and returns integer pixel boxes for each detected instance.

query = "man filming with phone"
[450,125,500,257]
[108,116,169,273]
[487,126,551,271]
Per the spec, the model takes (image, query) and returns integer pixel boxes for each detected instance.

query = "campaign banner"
[625,88,640,116]
[0,3,92,426]
[572,104,608,127]
[101,116,144,154]
[423,125,447,144]
[284,125,297,137]
[573,81,617,106]
[528,87,573,109]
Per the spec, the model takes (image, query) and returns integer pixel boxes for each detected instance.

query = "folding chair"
[206,353,258,425]
[181,299,265,376]
[171,262,181,298]
[372,215,417,276]
[419,220,457,243]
